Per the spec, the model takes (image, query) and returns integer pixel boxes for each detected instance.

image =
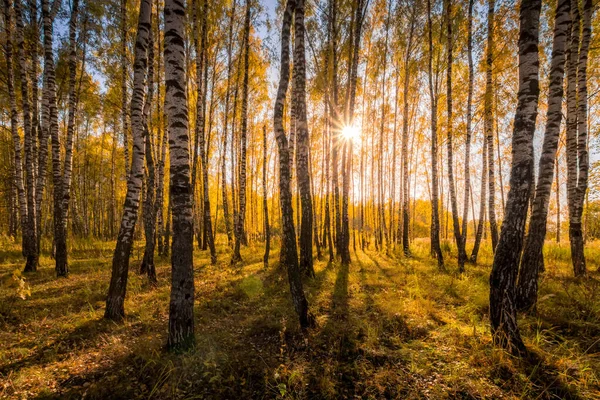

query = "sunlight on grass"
[0,236,598,398]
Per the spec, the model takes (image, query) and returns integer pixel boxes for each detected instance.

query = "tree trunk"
[274,0,313,329]
[516,0,570,312]
[105,0,152,320]
[293,0,315,277]
[445,0,466,270]
[462,0,474,268]
[471,142,487,263]
[165,0,195,350]
[193,0,216,264]
[232,0,250,264]
[263,125,270,269]
[140,15,157,284]
[2,0,28,265]
[489,0,541,356]
[14,0,38,272]
[567,0,592,277]
[221,0,237,247]
[485,0,499,251]
[122,0,130,180]
[427,0,444,269]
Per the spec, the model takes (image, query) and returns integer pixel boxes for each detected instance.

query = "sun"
[341,125,360,141]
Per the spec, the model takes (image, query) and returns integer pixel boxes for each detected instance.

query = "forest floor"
[0,236,599,399]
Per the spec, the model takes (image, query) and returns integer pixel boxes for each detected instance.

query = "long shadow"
[0,318,128,377]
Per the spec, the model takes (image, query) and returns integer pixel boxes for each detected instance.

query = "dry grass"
[0,235,599,399]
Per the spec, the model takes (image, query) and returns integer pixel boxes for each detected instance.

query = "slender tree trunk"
[41,0,68,277]
[489,0,541,356]
[485,0,499,251]
[232,0,250,264]
[165,0,195,350]
[274,0,313,329]
[293,0,315,277]
[427,0,444,269]
[221,0,237,247]
[445,0,466,271]
[14,0,37,272]
[462,0,474,267]
[516,0,570,312]
[471,142,487,263]
[122,0,130,180]
[263,125,270,269]
[568,0,592,277]
[105,0,152,320]
[140,16,158,284]
[2,0,28,264]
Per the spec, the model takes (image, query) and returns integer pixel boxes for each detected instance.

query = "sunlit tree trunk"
[471,143,487,263]
[462,0,474,266]
[121,0,130,180]
[293,0,315,277]
[263,125,270,269]
[274,0,313,329]
[427,0,444,269]
[105,0,151,320]
[221,0,237,247]
[232,0,250,264]
[445,0,467,271]
[2,0,28,264]
[165,0,195,350]
[517,0,570,312]
[485,0,499,251]
[489,0,541,356]
[567,0,592,277]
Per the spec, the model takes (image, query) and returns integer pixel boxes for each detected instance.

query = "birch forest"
[1,0,600,397]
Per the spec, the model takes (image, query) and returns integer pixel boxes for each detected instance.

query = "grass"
[0,235,599,399]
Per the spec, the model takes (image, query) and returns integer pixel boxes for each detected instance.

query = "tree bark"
[2,0,28,265]
[105,0,152,320]
[263,125,270,269]
[489,0,541,356]
[140,14,157,284]
[516,0,570,312]
[485,0,499,251]
[427,0,444,269]
[274,0,313,329]
[462,0,474,268]
[293,0,315,277]
[232,0,251,264]
[165,0,195,350]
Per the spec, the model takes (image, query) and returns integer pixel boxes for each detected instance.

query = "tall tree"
[445,0,467,271]
[164,0,195,350]
[263,125,270,269]
[294,0,315,277]
[105,0,152,320]
[140,11,158,283]
[14,0,37,272]
[489,0,542,355]
[2,0,28,271]
[485,0,499,251]
[193,0,216,264]
[516,0,570,312]
[462,0,474,270]
[221,0,237,247]
[232,0,251,264]
[427,0,444,268]
[566,0,593,277]
[274,0,313,329]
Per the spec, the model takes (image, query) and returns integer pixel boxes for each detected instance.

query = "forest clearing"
[1,238,599,399]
